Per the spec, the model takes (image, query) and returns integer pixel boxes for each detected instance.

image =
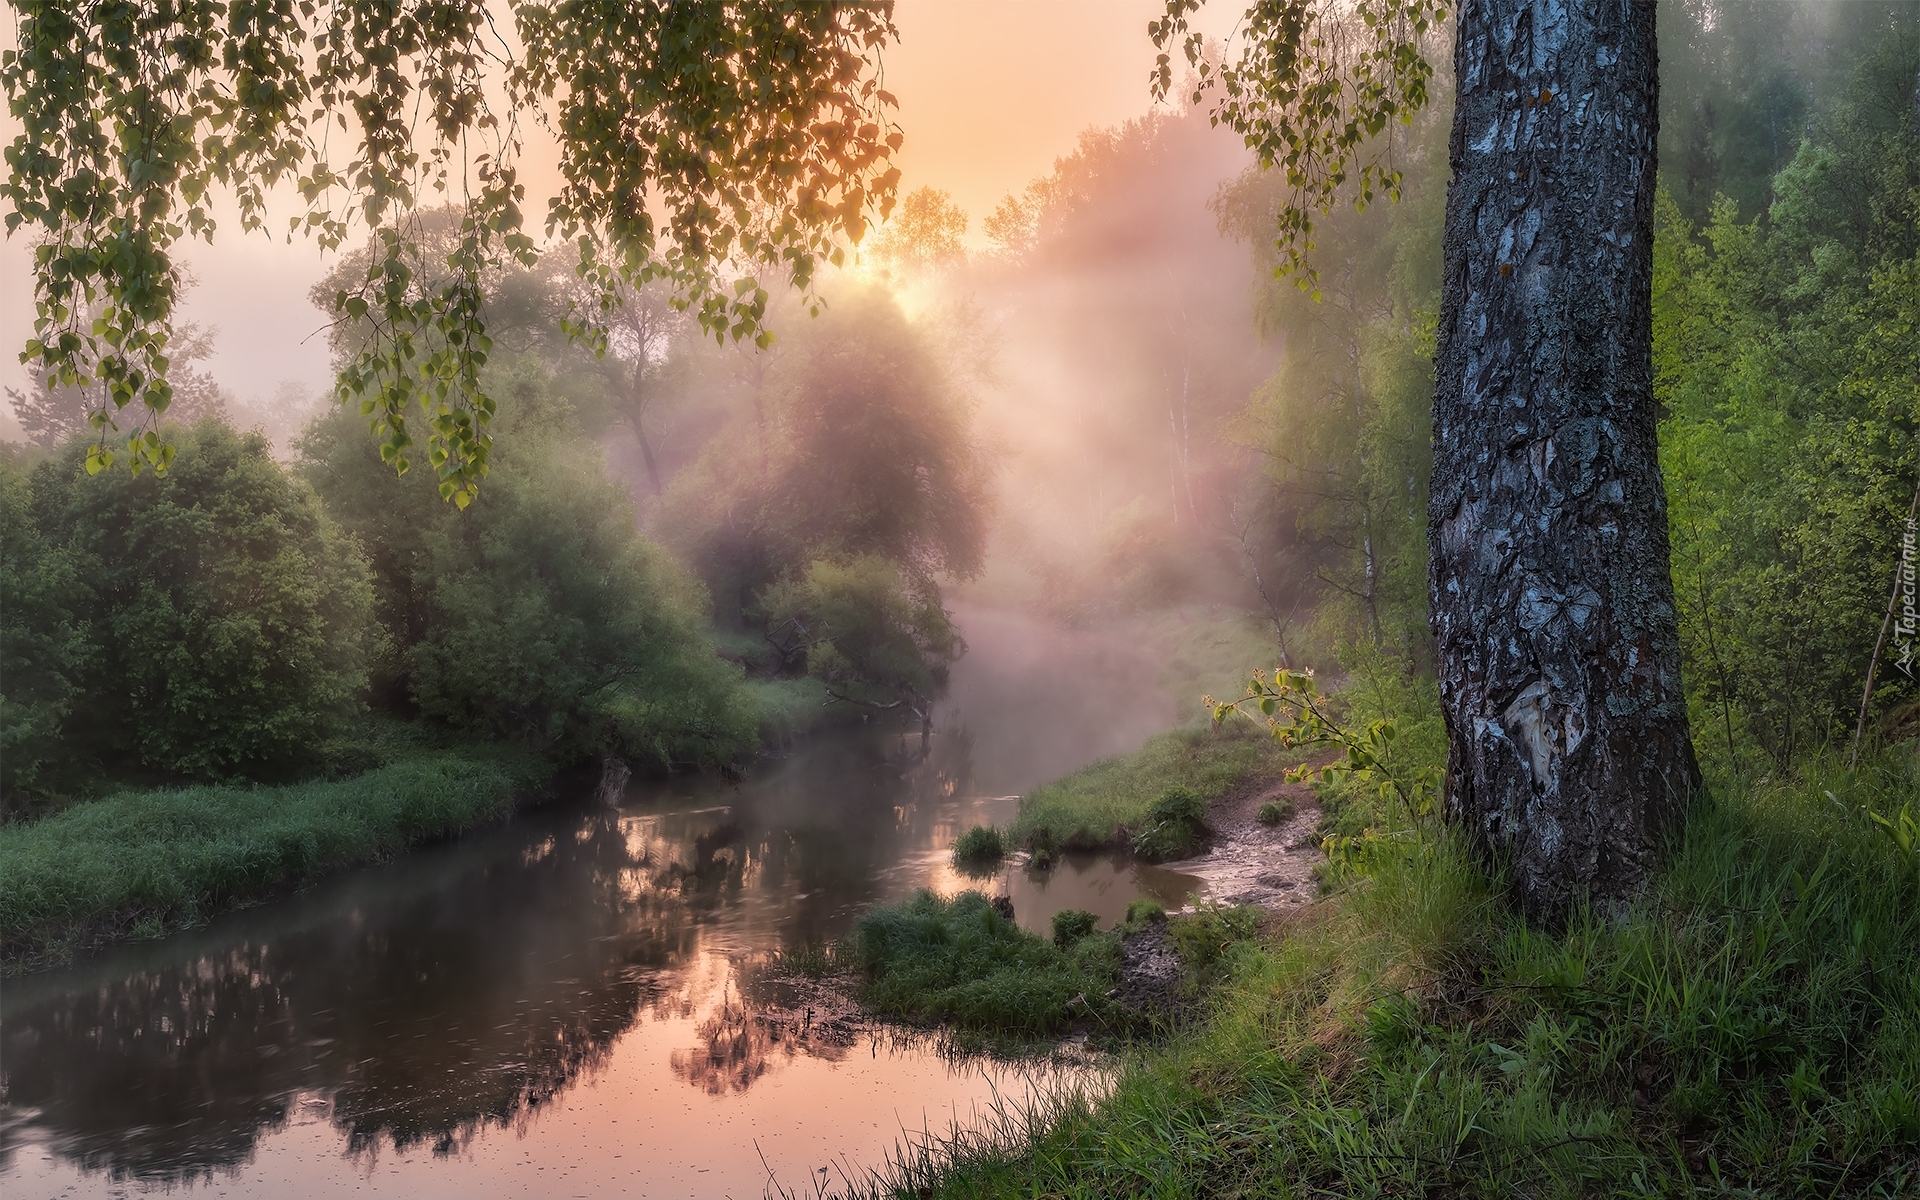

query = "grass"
[852,890,1126,1042]
[1154,607,1312,724]
[853,752,1920,1198]
[951,825,1007,871]
[0,750,545,971]
[845,890,1266,1052]
[1128,785,1209,862]
[1011,720,1285,851]
[1050,908,1099,947]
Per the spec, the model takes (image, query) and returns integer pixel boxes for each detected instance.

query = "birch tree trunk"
[1429,0,1700,922]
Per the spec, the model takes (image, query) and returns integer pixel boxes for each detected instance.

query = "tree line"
[1,262,987,806]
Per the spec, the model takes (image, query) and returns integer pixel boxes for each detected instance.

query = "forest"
[2,0,1919,1195]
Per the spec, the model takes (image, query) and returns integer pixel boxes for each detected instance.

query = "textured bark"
[1430,0,1700,923]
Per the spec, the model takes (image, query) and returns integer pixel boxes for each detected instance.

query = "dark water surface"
[0,608,1205,1199]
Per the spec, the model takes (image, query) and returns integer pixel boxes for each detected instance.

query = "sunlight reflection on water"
[1,611,1204,1199]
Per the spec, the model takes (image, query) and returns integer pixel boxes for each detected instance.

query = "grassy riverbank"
[866,755,1920,1197]
[851,891,1129,1039]
[1010,720,1287,851]
[0,750,547,972]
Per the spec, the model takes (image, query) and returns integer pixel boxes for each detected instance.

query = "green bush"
[854,890,1121,1039]
[762,554,962,703]
[1050,908,1099,948]
[1256,798,1292,825]
[0,752,539,968]
[951,824,1006,870]
[1,423,374,792]
[301,396,756,767]
[1125,897,1167,925]
[1131,785,1209,862]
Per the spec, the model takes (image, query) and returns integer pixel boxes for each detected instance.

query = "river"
[0,607,1206,1199]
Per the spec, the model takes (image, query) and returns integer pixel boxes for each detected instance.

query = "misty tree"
[3,1,902,502]
[1161,0,1699,919]
[563,274,688,497]
[7,321,231,450]
[865,187,970,277]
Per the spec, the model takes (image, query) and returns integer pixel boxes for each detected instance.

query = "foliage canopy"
[299,377,757,768]
[3,0,902,501]
[1152,0,1448,291]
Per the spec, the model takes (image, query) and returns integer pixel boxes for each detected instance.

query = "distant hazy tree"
[867,187,969,276]
[982,194,1039,261]
[299,377,757,768]
[7,323,230,450]
[1162,0,1699,920]
[763,555,963,739]
[568,277,690,496]
[656,289,985,707]
[4,2,902,500]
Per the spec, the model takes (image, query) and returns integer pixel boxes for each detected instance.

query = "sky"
[0,0,1239,412]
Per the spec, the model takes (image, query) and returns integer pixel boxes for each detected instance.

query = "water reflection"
[1,730,1200,1196]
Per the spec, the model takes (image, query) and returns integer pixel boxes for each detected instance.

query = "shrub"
[951,825,1006,870]
[1166,902,1262,979]
[2,423,374,791]
[1131,785,1209,861]
[762,555,962,703]
[1257,798,1293,825]
[301,397,756,767]
[1124,897,1168,925]
[1051,908,1099,948]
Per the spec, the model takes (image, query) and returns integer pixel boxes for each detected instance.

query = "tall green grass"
[859,754,1920,1198]
[1011,721,1284,850]
[0,752,541,970]
[853,890,1125,1041]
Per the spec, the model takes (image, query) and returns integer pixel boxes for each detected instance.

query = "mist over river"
[0,606,1203,1199]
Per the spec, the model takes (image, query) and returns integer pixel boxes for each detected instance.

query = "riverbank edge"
[0,673,883,976]
[0,749,560,976]
[849,755,1920,1198]
[1005,719,1296,856]
[789,722,1320,1058]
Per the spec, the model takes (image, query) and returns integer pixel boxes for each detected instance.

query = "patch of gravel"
[1110,920,1185,1017]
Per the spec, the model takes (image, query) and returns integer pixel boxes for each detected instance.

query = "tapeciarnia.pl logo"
[1896,515,1918,677]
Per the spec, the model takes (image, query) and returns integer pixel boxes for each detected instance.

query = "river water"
[0,607,1206,1199]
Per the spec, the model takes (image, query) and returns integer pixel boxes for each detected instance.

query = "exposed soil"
[1155,756,1332,911]
[1111,920,1184,1016]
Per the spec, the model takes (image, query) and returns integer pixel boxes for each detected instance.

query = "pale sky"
[0,0,1238,408]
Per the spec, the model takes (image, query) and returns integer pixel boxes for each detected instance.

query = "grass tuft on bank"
[845,889,1266,1052]
[1010,720,1284,851]
[0,751,544,971]
[861,753,1920,1198]
[853,890,1124,1040]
